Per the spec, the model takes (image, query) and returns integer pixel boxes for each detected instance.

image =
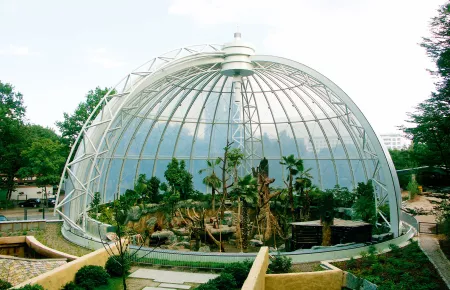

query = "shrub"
[15,285,44,290]
[0,280,12,290]
[105,255,130,277]
[222,261,252,287]
[267,254,292,274]
[75,265,109,290]
[196,281,219,290]
[62,282,84,290]
[196,273,237,290]
[407,179,420,200]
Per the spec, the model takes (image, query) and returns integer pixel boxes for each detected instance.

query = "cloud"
[0,44,36,56]
[89,48,127,69]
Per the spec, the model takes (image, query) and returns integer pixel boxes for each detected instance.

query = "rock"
[277,244,286,251]
[254,234,263,240]
[151,230,175,239]
[146,217,158,228]
[198,245,211,252]
[174,241,191,247]
[172,227,190,236]
[128,206,142,221]
[250,239,263,247]
[206,224,236,235]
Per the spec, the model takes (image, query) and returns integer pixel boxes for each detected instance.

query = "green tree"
[199,158,222,211]
[56,87,112,147]
[352,180,376,225]
[18,139,66,206]
[403,2,450,174]
[90,192,101,216]
[0,81,26,200]
[164,158,193,200]
[280,155,304,221]
[148,176,161,203]
[231,174,257,250]
[294,167,313,221]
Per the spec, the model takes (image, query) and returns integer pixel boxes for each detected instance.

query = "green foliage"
[133,174,161,203]
[319,190,334,224]
[18,138,66,198]
[0,279,12,290]
[267,254,292,274]
[15,285,44,290]
[164,158,193,200]
[327,185,354,208]
[62,281,84,290]
[196,273,237,290]
[105,255,131,277]
[222,261,253,287]
[90,192,101,215]
[402,3,450,173]
[406,179,420,200]
[0,81,26,199]
[56,87,112,147]
[74,265,109,290]
[352,180,376,225]
[148,176,161,203]
[336,241,443,290]
[436,199,450,239]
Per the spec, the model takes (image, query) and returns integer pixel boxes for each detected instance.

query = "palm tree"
[231,174,257,251]
[280,155,304,221]
[199,158,222,212]
[295,168,313,221]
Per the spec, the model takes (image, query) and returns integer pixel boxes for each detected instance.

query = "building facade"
[380,134,411,150]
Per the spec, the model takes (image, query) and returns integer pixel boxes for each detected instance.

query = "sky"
[0,0,444,135]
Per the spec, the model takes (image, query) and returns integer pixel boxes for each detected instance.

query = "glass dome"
[55,34,401,237]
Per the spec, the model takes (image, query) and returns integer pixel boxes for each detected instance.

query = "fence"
[3,208,62,221]
[418,222,440,235]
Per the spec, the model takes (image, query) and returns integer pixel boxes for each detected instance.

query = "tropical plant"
[280,154,304,221]
[319,190,334,246]
[199,158,222,211]
[105,255,131,277]
[0,279,12,290]
[89,192,101,216]
[406,179,420,200]
[352,180,376,225]
[267,254,292,274]
[231,174,257,250]
[164,158,194,200]
[294,167,313,221]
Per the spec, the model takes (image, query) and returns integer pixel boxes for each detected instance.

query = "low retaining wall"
[26,236,78,261]
[13,243,118,289]
[242,247,345,290]
[0,220,47,232]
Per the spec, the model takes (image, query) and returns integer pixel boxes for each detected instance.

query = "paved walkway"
[419,234,450,289]
[129,268,219,290]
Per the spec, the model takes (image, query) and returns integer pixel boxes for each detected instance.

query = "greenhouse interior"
[55,33,402,253]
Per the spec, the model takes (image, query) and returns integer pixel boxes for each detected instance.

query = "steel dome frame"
[55,43,401,237]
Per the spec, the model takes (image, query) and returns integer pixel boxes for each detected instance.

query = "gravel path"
[419,234,450,289]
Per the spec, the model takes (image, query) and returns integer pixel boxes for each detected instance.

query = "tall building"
[380,133,411,150]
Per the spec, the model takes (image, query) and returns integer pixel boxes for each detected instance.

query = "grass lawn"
[332,241,446,290]
[94,277,123,290]
[0,222,92,257]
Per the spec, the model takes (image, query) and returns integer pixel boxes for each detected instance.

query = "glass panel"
[142,121,166,158]
[335,160,353,190]
[137,159,155,177]
[119,159,138,195]
[351,160,367,186]
[261,124,281,159]
[319,160,337,190]
[154,159,171,182]
[268,159,284,188]
[158,123,181,158]
[278,123,298,157]
[114,118,139,156]
[305,120,331,158]
[303,160,320,188]
[128,119,153,157]
[105,159,123,203]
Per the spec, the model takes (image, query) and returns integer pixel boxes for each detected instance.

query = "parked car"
[0,215,8,221]
[18,198,41,208]
[47,198,56,207]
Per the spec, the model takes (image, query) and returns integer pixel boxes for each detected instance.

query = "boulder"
[172,227,190,236]
[254,234,263,240]
[146,217,158,228]
[250,239,263,247]
[174,241,191,247]
[198,245,211,252]
[151,230,175,239]
[128,206,142,221]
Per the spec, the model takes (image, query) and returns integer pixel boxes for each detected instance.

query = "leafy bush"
[328,185,354,208]
[75,265,109,290]
[267,254,292,274]
[105,255,130,277]
[62,282,84,290]
[222,261,252,287]
[15,285,44,290]
[196,272,239,290]
[196,281,219,290]
[352,181,376,224]
[0,279,12,290]
[407,179,420,200]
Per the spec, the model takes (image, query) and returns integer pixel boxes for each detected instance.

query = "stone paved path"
[130,268,219,290]
[0,256,66,286]
[419,234,450,289]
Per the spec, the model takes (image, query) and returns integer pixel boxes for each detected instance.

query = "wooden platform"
[290,219,372,250]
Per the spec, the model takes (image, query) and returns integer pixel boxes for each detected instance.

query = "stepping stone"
[130,269,219,284]
[159,283,191,289]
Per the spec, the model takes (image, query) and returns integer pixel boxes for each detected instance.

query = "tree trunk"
[211,187,215,212]
[288,172,294,221]
[322,222,332,246]
[236,197,242,252]
[242,199,249,250]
